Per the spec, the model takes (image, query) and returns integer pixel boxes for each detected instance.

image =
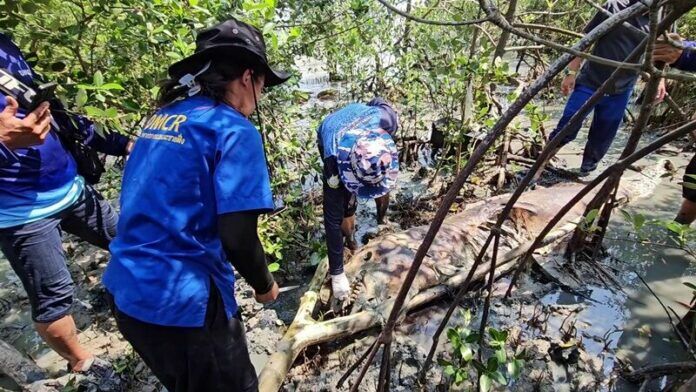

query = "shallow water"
[559,111,694,391]
[387,99,695,390]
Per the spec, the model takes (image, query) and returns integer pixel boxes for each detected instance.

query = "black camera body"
[0,68,56,111]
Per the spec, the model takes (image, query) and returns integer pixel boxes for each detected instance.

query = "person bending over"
[317,98,399,299]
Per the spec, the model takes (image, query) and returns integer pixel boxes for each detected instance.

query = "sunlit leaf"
[480,374,492,392]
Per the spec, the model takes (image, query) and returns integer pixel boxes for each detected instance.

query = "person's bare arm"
[561,57,583,96]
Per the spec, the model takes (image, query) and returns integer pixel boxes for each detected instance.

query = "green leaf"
[507,360,520,379]
[83,106,104,117]
[495,348,506,363]
[487,357,499,372]
[585,209,599,224]
[75,89,87,108]
[465,332,480,343]
[104,107,118,118]
[491,370,507,385]
[454,369,467,385]
[268,262,280,272]
[460,345,473,362]
[443,364,456,377]
[634,213,646,230]
[93,71,104,87]
[100,83,124,91]
[447,328,461,348]
[480,374,492,392]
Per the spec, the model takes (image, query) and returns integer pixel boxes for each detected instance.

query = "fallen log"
[624,362,696,383]
[0,338,47,387]
[259,183,631,391]
[0,338,62,392]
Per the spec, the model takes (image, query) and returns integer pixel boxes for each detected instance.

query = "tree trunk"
[493,0,519,60]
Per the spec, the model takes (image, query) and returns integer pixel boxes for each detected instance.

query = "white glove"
[331,272,351,300]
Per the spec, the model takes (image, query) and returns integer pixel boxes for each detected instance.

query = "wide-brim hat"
[168,18,290,87]
[337,127,399,199]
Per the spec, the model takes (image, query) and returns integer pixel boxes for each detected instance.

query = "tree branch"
[374,0,490,26]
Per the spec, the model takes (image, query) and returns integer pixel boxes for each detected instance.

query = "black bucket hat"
[168,18,290,87]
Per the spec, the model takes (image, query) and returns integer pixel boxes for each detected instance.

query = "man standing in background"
[549,0,665,176]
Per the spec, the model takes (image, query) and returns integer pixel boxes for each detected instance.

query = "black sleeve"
[584,10,606,34]
[322,157,347,275]
[86,131,131,156]
[218,211,275,294]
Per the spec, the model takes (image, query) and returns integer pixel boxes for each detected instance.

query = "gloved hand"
[331,272,351,300]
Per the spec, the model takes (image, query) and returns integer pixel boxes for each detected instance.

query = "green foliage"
[579,208,601,234]
[620,210,648,240]
[619,209,696,256]
[441,310,525,390]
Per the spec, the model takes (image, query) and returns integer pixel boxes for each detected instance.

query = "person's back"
[105,95,267,325]
[318,103,383,159]
[103,17,289,392]
[316,99,399,300]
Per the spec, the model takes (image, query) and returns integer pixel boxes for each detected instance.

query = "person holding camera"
[0,32,131,387]
[0,95,51,153]
[102,17,289,391]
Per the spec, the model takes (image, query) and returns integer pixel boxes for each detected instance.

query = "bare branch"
[481,0,645,71]
[513,22,585,38]
[374,0,490,26]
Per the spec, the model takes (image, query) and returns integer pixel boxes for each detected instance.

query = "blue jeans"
[0,184,118,322]
[549,84,633,172]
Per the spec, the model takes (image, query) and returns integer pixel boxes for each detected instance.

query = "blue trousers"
[549,84,633,172]
[0,185,117,322]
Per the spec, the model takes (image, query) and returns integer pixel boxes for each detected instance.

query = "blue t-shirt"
[103,95,274,327]
[674,41,696,72]
[0,33,84,228]
[317,103,385,159]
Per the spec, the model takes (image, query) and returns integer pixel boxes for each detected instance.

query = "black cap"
[168,18,290,87]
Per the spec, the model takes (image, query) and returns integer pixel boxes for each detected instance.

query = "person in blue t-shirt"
[0,32,131,385]
[317,99,399,300]
[652,34,696,226]
[103,18,289,391]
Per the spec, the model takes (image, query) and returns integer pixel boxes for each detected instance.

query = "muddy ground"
[0,84,695,392]
[1,148,693,392]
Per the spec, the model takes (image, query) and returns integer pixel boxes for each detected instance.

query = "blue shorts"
[0,184,117,323]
